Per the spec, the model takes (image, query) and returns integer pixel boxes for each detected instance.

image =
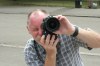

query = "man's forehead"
[29,11,46,24]
[28,11,47,27]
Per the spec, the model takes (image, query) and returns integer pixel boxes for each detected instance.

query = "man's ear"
[27,26,31,34]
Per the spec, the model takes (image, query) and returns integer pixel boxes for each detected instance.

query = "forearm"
[39,34,58,66]
[44,54,56,66]
[77,27,100,48]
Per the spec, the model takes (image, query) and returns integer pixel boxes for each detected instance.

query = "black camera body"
[41,16,60,39]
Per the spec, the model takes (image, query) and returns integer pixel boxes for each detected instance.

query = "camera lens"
[41,16,60,39]
[46,17,60,32]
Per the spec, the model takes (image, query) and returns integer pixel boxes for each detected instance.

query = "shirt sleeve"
[24,39,43,66]
[71,37,92,50]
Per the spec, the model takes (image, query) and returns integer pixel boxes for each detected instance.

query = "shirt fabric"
[24,35,90,66]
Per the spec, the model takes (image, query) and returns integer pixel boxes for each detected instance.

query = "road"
[0,6,100,66]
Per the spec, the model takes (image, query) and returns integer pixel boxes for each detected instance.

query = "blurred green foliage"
[0,0,98,8]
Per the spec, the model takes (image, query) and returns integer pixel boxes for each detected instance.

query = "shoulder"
[24,38,35,52]
[27,38,34,44]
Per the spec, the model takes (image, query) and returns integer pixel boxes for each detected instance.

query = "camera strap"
[33,40,45,63]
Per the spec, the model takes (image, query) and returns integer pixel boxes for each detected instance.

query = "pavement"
[0,6,100,66]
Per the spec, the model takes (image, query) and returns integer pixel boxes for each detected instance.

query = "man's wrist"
[46,54,56,60]
[71,26,79,37]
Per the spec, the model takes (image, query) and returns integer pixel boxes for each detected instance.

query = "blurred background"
[0,0,100,66]
[0,0,100,8]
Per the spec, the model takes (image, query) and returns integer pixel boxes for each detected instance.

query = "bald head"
[27,9,49,25]
[27,9,49,38]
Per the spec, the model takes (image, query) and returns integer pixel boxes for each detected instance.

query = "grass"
[21,1,74,7]
[0,1,90,8]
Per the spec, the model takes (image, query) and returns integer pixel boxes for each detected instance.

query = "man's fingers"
[53,38,59,47]
[49,35,55,45]
[40,34,59,47]
[45,34,50,45]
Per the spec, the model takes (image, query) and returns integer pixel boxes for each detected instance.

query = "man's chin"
[33,36,41,44]
[34,40,41,44]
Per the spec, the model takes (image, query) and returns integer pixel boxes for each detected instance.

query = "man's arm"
[44,54,56,66]
[77,27,100,48]
[40,35,59,66]
[55,15,100,48]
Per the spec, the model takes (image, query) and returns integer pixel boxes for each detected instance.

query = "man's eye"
[32,28,38,31]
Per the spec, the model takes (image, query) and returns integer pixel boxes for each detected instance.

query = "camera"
[41,16,60,39]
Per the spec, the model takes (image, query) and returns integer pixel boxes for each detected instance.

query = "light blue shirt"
[24,35,91,66]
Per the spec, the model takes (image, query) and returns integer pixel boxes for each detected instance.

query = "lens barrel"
[43,16,60,32]
[41,16,60,40]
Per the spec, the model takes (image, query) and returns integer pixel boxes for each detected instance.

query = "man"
[24,9,100,66]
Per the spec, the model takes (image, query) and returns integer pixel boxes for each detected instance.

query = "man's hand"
[39,34,59,66]
[40,34,59,56]
[54,15,75,36]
